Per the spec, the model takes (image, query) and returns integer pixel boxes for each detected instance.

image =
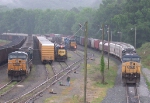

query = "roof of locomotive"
[9,51,28,55]
[122,53,140,58]
[37,36,54,46]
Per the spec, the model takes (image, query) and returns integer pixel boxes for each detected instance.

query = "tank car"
[121,53,141,86]
[55,44,67,61]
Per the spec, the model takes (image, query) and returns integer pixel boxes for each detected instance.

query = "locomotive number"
[127,66,135,69]
[13,63,20,66]
[59,51,64,53]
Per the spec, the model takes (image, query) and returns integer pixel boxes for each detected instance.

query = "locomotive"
[121,53,141,86]
[8,51,32,81]
[65,38,77,50]
[55,44,67,61]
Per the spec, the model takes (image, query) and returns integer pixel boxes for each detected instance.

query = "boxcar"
[37,36,55,64]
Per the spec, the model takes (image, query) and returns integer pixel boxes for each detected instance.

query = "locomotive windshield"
[122,56,140,63]
[8,53,27,60]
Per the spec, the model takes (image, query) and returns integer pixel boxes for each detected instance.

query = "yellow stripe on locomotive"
[121,53,141,85]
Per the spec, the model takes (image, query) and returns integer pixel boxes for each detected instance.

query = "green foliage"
[100,55,105,73]
[137,42,150,68]
[0,0,150,48]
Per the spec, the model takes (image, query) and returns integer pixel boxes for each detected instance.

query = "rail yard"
[0,33,149,103]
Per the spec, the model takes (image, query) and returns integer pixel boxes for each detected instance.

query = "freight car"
[55,43,67,61]
[36,36,55,64]
[7,35,33,81]
[0,36,26,65]
[121,53,141,86]
[75,35,139,85]
[51,34,62,44]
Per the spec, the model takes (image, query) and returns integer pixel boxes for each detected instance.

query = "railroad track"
[125,85,141,103]
[59,61,68,70]
[0,79,25,98]
[5,58,83,103]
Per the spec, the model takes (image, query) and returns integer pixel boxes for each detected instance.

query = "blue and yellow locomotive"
[65,38,77,50]
[121,53,141,86]
[55,44,67,61]
[7,50,32,81]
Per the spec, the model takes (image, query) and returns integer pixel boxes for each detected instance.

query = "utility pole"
[102,24,104,56]
[111,31,112,42]
[107,26,110,70]
[135,26,136,49]
[84,21,88,103]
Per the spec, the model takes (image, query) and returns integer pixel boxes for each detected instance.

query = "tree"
[100,55,105,84]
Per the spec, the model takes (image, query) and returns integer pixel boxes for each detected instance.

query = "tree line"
[0,0,150,48]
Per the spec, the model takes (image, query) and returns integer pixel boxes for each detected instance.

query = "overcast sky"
[0,0,102,9]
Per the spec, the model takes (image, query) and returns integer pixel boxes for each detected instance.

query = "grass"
[136,42,150,90]
[0,81,17,95]
[0,39,10,46]
[44,50,118,103]
[137,42,150,68]
[79,55,118,103]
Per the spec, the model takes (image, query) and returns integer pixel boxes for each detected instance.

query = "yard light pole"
[131,27,136,49]
[106,26,110,70]
[84,21,88,103]
[111,31,112,41]
[117,31,122,42]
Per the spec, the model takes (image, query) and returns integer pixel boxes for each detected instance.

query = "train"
[55,43,67,61]
[7,34,33,81]
[75,36,141,85]
[35,36,55,64]
[0,34,26,66]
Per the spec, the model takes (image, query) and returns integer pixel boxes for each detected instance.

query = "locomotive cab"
[121,53,141,86]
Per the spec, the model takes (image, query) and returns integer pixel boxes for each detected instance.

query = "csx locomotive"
[65,38,77,50]
[55,44,67,61]
[121,53,141,86]
[8,51,32,81]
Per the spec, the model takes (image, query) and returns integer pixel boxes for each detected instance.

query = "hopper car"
[0,35,26,66]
